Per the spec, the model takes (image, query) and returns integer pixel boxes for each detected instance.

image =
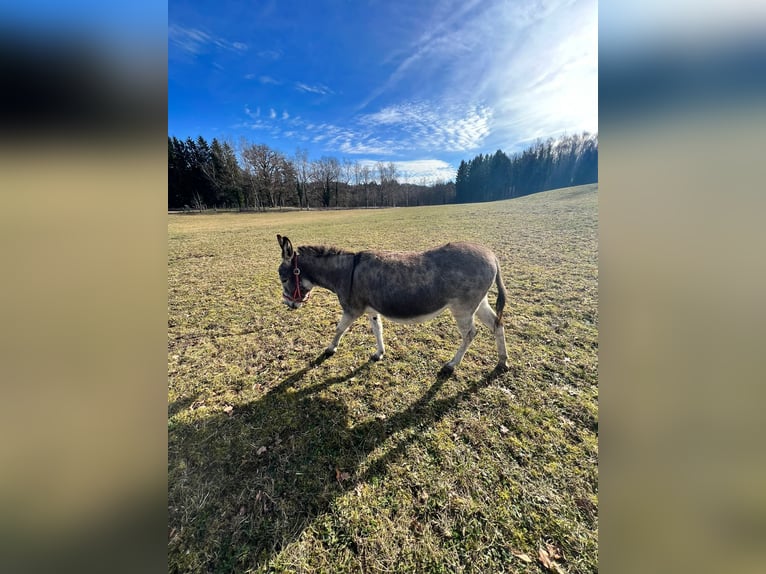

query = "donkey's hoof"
[495,360,509,372]
[370,352,384,362]
[323,347,336,357]
[439,363,455,375]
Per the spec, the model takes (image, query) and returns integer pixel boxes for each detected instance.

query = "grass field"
[168,183,598,573]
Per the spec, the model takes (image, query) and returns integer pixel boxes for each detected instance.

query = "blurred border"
[0,5,168,573]
[601,1,766,573]
[2,1,765,572]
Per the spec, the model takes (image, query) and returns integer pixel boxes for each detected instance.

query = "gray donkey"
[277,234,509,372]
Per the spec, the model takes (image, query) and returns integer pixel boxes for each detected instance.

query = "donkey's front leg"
[325,310,361,356]
[369,313,385,361]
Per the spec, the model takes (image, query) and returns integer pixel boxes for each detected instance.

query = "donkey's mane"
[298,245,353,258]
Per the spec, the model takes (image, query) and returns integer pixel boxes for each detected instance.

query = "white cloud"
[357,0,596,147]
[168,25,212,55]
[257,49,282,60]
[359,102,492,152]
[338,140,395,156]
[169,24,247,56]
[456,0,598,142]
[295,82,334,95]
[238,100,491,156]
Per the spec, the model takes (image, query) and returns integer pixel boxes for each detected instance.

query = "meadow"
[168,183,598,573]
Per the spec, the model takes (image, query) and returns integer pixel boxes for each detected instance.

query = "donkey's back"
[350,242,499,321]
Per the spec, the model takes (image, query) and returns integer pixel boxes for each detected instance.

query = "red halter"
[284,253,311,304]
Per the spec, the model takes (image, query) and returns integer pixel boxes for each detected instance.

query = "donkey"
[276,234,509,372]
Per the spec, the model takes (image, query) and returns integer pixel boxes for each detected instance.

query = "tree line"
[168,137,454,210]
[455,133,598,203]
[168,132,597,210]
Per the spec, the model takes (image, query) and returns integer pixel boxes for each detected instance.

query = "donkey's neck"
[300,252,355,299]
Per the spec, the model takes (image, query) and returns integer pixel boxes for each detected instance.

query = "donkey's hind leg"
[325,310,361,356]
[442,310,477,373]
[369,313,385,361]
[475,297,509,370]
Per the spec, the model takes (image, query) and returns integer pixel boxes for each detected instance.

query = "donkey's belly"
[365,305,448,325]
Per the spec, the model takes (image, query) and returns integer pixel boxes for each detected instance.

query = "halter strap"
[283,253,310,304]
[291,253,303,302]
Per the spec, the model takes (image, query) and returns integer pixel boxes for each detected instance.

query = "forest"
[168,132,597,210]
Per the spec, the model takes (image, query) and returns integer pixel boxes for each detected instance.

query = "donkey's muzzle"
[282,291,311,309]
[282,297,302,310]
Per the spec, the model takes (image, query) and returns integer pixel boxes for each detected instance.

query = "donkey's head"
[277,234,313,309]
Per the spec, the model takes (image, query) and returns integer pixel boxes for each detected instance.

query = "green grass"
[168,184,598,573]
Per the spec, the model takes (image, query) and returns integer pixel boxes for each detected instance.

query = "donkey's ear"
[277,234,294,261]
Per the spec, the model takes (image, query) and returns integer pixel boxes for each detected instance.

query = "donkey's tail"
[494,258,508,329]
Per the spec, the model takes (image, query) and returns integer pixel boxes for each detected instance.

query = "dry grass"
[168,184,598,573]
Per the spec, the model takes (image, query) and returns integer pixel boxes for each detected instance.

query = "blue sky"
[169,0,597,183]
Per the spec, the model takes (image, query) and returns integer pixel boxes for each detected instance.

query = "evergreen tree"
[455,160,469,203]
[452,132,598,204]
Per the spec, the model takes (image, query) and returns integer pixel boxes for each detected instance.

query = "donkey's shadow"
[167,359,506,572]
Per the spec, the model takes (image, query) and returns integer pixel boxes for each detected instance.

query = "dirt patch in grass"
[168,184,598,573]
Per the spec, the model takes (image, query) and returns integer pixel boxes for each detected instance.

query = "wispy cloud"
[257,49,282,60]
[169,24,248,55]
[359,102,493,152]
[260,75,281,85]
[357,0,596,144]
[295,82,335,96]
[239,99,491,156]
[358,0,484,110]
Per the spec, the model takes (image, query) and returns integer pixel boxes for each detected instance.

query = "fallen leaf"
[499,425,509,435]
[546,542,562,560]
[256,446,267,455]
[512,551,533,563]
[223,405,234,415]
[335,467,351,483]
[538,547,553,570]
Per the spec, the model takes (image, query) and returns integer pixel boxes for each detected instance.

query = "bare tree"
[375,161,399,207]
[376,161,386,207]
[340,158,355,207]
[241,143,292,209]
[314,156,341,208]
[293,147,311,209]
[360,164,372,208]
